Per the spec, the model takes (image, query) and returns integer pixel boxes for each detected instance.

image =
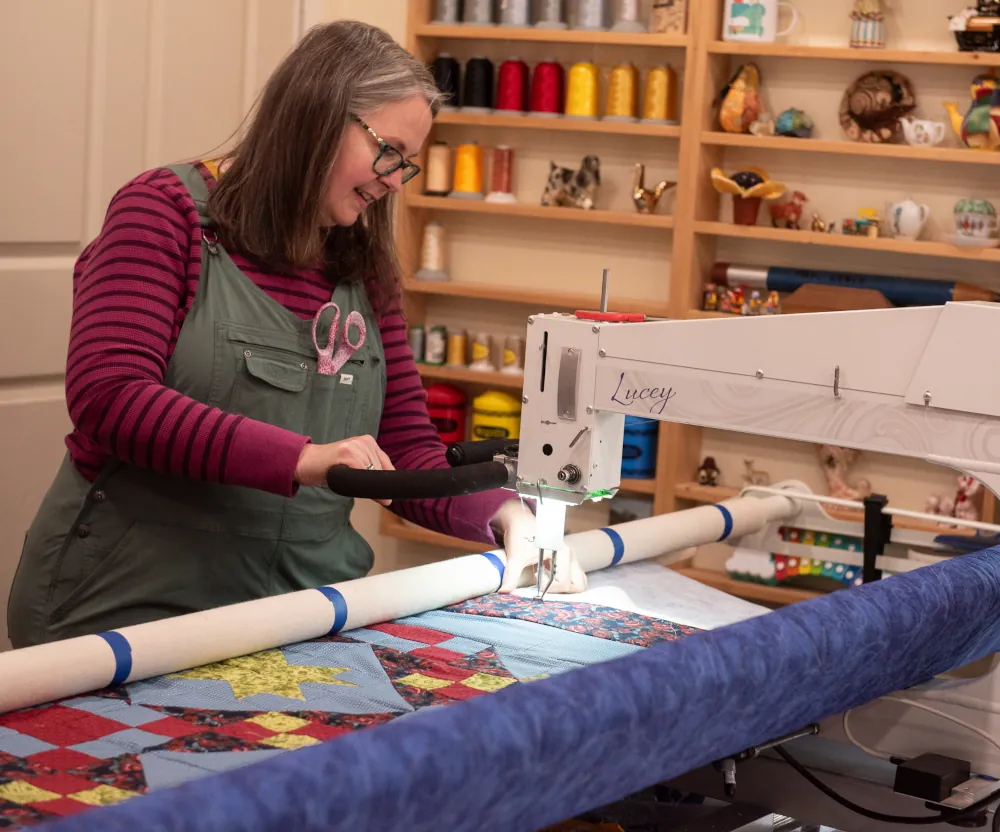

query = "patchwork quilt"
[0,595,699,830]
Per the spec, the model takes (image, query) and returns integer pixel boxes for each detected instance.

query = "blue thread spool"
[621,416,658,479]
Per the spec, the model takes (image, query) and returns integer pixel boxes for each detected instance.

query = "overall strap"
[164,162,214,228]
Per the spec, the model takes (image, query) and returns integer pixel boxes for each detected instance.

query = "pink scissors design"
[311,302,366,375]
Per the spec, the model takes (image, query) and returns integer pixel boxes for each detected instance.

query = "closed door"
[0,0,298,649]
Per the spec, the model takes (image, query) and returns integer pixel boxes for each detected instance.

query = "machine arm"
[512,301,1000,561]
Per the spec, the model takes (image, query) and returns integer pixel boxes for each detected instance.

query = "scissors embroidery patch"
[312,301,366,375]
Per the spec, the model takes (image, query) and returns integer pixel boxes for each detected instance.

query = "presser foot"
[535,548,557,600]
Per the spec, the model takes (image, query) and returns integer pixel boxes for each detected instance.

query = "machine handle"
[326,461,510,500]
[445,439,518,467]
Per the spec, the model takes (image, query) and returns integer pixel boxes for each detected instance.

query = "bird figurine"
[632,163,676,214]
[944,73,1000,151]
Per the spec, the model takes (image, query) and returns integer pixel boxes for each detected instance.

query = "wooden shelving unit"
[390,0,996,603]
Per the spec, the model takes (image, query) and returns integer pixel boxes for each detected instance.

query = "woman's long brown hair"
[206,20,441,317]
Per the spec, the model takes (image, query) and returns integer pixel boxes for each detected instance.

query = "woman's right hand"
[294,435,395,505]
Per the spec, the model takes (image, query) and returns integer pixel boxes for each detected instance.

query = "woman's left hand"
[491,501,587,595]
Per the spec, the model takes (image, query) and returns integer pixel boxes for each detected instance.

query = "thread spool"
[495,58,529,114]
[642,65,678,124]
[485,146,516,204]
[501,335,525,374]
[423,142,452,196]
[462,56,494,113]
[462,0,494,24]
[415,221,449,282]
[605,62,639,121]
[574,0,606,30]
[469,332,494,370]
[425,325,447,365]
[565,61,599,119]
[431,54,461,110]
[449,142,484,199]
[611,0,646,32]
[432,0,461,23]
[536,0,567,28]
[408,327,426,363]
[498,0,530,26]
[446,329,468,367]
[530,59,564,117]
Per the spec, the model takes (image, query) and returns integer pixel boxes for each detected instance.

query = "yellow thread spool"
[424,142,452,196]
[446,329,467,367]
[471,390,521,441]
[564,61,599,119]
[605,62,639,121]
[449,143,484,199]
[642,65,678,124]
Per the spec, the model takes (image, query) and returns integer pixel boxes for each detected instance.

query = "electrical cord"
[773,744,997,826]
[843,696,1000,763]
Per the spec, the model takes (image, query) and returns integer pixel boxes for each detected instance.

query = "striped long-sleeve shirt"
[65,164,510,545]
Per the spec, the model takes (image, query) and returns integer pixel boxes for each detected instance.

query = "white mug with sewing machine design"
[722,0,799,42]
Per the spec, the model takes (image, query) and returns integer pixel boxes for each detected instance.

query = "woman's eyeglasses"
[353,117,420,184]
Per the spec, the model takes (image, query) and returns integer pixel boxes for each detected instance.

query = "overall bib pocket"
[224,343,312,436]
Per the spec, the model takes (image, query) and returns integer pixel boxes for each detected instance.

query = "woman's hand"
[492,501,587,594]
[295,435,395,505]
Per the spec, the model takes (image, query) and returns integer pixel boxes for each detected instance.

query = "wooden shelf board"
[381,514,481,551]
[418,363,523,389]
[701,131,1000,166]
[619,478,657,495]
[694,220,1000,263]
[706,41,1000,67]
[415,24,689,48]
[675,482,740,502]
[408,195,675,228]
[684,309,736,320]
[671,565,822,605]
[435,111,682,137]
[403,279,670,317]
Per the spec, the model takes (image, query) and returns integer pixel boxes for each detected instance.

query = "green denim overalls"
[7,163,385,648]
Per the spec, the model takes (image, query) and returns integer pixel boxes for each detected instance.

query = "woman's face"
[323,94,432,226]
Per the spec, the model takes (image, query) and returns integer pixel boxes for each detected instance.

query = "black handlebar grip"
[444,439,518,467]
[326,461,510,500]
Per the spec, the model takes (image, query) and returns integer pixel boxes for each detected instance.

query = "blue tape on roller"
[480,551,505,586]
[314,586,348,635]
[600,527,625,565]
[96,631,132,687]
[714,504,733,541]
[50,547,1000,832]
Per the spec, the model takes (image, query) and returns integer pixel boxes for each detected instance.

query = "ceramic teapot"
[900,117,946,147]
[885,198,930,240]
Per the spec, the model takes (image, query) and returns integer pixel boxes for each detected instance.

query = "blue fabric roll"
[48,547,1000,832]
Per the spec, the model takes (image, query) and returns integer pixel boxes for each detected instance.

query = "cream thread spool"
[604,62,639,122]
[424,142,452,196]
[536,0,568,28]
[642,65,678,124]
[574,0,606,30]
[501,335,525,374]
[469,332,494,370]
[449,143,485,199]
[611,0,645,32]
[415,221,449,282]
[564,61,599,119]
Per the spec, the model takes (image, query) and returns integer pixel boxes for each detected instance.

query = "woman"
[7,20,584,649]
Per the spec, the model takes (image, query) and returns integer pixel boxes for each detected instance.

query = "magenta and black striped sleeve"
[375,308,512,546]
[64,171,309,497]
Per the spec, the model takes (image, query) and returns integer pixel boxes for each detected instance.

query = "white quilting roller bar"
[0,491,798,714]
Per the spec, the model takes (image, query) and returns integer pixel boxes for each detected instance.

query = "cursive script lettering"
[610,373,677,415]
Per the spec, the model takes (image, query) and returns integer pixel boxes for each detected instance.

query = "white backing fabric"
[0,493,797,714]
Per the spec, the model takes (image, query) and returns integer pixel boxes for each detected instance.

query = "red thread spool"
[530,59,564,117]
[496,58,529,113]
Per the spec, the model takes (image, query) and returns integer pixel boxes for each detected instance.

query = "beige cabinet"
[0,0,298,649]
